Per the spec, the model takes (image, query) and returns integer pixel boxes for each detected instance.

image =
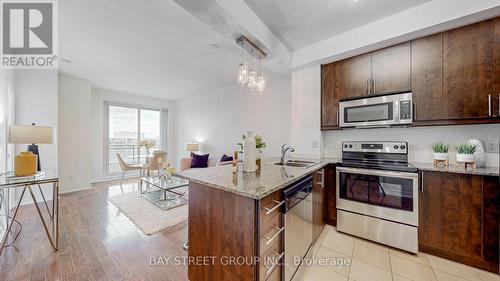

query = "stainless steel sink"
[273,160,319,168]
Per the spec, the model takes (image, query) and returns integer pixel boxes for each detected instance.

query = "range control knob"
[393,145,399,149]
[400,145,406,149]
[349,144,353,148]
[344,144,348,148]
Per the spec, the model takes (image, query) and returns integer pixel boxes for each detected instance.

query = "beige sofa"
[179,156,233,171]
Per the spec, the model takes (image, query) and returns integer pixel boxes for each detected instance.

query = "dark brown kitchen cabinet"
[312,168,325,242]
[411,34,443,121]
[323,164,337,226]
[321,63,339,128]
[494,17,500,116]
[371,43,411,94]
[419,171,499,273]
[443,20,496,119]
[336,53,372,98]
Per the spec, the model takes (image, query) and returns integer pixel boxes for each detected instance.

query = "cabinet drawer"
[260,212,283,255]
[259,239,283,280]
[260,191,284,225]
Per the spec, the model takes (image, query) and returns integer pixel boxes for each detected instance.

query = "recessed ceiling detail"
[244,0,431,50]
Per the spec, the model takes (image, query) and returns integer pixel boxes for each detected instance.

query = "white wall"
[0,70,14,240]
[290,65,322,158]
[323,125,500,167]
[176,75,291,165]
[58,74,92,193]
[13,70,58,204]
[91,89,176,182]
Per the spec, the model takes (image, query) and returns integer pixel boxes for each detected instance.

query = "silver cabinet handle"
[264,252,284,276]
[317,169,324,187]
[488,95,492,116]
[366,79,369,95]
[372,78,375,94]
[263,226,285,245]
[263,200,284,215]
[420,171,424,192]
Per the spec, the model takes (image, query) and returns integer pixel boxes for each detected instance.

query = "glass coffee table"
[139,176,189,210]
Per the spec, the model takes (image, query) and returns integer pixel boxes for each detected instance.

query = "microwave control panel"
[399,100,411,120]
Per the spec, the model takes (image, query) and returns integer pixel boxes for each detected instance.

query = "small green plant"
[237,134,266,153]
[431,142,450,153]
[455,143,479,155]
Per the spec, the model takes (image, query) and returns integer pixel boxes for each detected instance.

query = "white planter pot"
[433,152,448,161]
[467,139,485,167]
[456,153,475,163]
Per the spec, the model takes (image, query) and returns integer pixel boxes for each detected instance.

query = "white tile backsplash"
[322,124,500,167]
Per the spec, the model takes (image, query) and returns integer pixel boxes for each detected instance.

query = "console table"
[0,170,59,256]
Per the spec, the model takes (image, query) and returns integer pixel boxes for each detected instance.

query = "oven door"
[336,166,418,226]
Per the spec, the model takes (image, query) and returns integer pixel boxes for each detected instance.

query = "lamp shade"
[8,125,54,144]
[185,143,199,152]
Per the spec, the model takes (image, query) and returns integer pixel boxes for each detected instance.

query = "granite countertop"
[175,157,340,200]
[411,162,499,177]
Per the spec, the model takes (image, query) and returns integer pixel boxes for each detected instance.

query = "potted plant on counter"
[432,142,450,161]
[455,143,479,163]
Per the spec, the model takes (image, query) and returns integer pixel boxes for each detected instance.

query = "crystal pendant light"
[238,62,248,87]
[236,36,266,94]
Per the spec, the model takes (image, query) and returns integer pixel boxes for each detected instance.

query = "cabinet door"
[419,172,483,266]
[323,165,337,226]
[372,43,411,94]
[321,63,339,128]
[482,176,499,270]
[412,34,443,121]
[494,18,500,116]
[312,169,325,242]
[336,54,371,98]
[443,20,495,119]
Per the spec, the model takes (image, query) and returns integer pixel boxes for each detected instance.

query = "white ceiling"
[59,0,254,100]
[244,0,431,50]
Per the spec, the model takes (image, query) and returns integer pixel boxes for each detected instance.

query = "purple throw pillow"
[221,154,234,162]
[191,153,210,168]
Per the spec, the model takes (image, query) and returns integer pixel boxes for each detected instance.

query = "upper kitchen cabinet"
[443,20,495,119]
[411,33,443,121]
[371,43,411,94]
[321,63,339,128]
[495,18,500,117]
[335,53,372,98]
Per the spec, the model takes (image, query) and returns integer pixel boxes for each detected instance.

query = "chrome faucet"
[280,143,295,164]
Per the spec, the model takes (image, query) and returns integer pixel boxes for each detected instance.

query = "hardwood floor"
[0,179,189,281]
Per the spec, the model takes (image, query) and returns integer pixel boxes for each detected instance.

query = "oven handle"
[336,166,418,179]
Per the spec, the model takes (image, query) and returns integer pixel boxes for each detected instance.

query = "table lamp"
[8,124,54,175]
[185,143,199,157]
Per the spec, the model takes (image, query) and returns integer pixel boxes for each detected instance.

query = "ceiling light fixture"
[236,36,266,95]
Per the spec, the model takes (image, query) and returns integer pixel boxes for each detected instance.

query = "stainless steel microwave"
[339,92,412,128]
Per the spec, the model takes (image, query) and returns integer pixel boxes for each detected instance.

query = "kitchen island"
[176,159,336,281]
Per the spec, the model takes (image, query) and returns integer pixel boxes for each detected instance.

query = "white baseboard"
[59,186,93,194]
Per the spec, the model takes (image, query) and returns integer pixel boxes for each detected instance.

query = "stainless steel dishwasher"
[283,175,313,281]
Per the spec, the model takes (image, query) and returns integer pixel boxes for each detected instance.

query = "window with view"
[106,104,166,175]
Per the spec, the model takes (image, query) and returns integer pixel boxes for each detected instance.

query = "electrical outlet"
[312,140,319,149]
[486,140,499,153]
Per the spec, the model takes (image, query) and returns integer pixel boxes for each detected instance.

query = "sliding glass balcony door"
[105,103,165,175]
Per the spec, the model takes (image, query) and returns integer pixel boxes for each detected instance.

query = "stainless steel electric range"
[336,141,419,253]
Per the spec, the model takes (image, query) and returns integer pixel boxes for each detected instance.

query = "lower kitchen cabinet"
[418,171,499,273]
[312,168,326,241]
[323,164,337,226]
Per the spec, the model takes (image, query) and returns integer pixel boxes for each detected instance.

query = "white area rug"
[108,192,188,235]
